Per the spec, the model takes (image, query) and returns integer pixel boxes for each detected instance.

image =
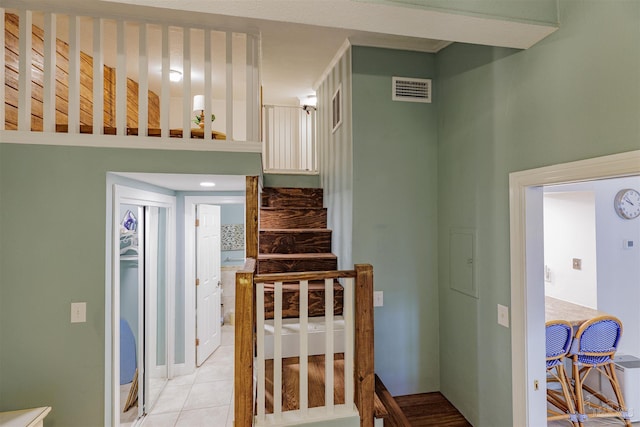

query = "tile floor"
[140,324,235,427]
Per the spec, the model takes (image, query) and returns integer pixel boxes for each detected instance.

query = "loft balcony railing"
[263,104,318,174]
[0,6,261,152]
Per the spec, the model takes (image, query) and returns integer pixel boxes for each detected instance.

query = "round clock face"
[614,188,640,220]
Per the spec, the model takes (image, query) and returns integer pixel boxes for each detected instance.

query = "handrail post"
[246,176,259,259]
[235,259,256,427]
[354,264,374,427]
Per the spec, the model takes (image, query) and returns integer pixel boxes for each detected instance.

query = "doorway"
[509,150,640,426]
[110,186,176,427]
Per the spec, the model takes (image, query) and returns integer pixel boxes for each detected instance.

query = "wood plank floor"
[394,393,472,426]
[262,354,471,426]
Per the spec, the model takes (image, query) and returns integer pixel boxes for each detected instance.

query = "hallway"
[141,325,234,427]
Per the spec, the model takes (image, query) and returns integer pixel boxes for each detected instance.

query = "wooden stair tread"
[258,253,337,259]
[260,228,332,232]
[261,207,326,210]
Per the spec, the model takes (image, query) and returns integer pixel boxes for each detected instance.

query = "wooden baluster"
[93,18,104,135]
[0,8,5,131]
[299,279,309,415]
[225,31,233,141]
[182,27,191,140]
[115,19,126,136]
[160,24,170,138]
[344,277,355,408]
[138,23,148,137]
[325,277,335,414]
[256,281,266,423]
[17,10,32,131]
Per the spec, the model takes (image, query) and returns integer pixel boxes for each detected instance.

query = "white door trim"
[107,185,176,427]
[509,150,640,426]
[183,195,245,375]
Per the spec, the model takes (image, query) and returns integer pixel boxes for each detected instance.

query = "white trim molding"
[509,150,640,427]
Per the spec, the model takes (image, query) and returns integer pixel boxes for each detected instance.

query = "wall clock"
[614,188,640,219]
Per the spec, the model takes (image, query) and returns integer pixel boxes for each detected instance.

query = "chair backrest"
[546,320,574,361]
[573,315,622,357]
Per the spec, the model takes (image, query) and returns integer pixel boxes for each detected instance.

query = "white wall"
[595,176,640,356]
[543,191,597,308]
[544,176,640,356]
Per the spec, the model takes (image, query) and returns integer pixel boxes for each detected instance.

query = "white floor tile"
[169,372,197,387]
[195,363,234,383]
[175,406,229,427]
[141,412,180,427]
[183,380,234,410]
[150,384,191,414]
[207,346,234,364]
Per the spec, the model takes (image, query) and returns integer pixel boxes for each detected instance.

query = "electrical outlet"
[572,258,582,270]
[497,304,509,328]
[71,302,86,323]
[373,291,383,307]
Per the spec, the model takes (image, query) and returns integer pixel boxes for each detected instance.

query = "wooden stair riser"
[261,282,344,319]
[259,230,331,254]
[262,187,323,208]
[257,257,338,274]
[260,208,327,229]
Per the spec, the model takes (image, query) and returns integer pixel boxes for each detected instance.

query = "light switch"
[373,291,383,307]
[71,302,86,323]
[572,258,582,270]
[498,304,509,328]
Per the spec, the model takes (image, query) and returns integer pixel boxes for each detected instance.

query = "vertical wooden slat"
[116,19,126,136]
[355,264,374,427]
[234,260,256,427]
[264,106,271,170]
[256,282,266,423]
[68,15,80,134]
[182,27,191,140]
[273,281,283,421]
[245,176,259,259]
[17,9,32,131]
[138,23,148,137]
[246,34,258,142]
[225,31,233,141]
[0,8,5,130]
[311,109,317,172]
[93,17,104,135]
[42,12,56,132]
[160,26,170,134]
[160,24,170,137]
[325,277,335,413]
[344,277,355,407]
[299,279,309,415]
[203,29,212,140]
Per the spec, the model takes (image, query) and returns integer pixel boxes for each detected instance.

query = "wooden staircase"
[257,187,342,319]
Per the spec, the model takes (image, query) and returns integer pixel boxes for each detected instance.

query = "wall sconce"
[169,69,182,82]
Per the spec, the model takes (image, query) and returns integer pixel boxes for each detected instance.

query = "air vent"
[392,77,431,103]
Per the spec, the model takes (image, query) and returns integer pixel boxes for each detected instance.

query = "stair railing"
[234,264,374,427]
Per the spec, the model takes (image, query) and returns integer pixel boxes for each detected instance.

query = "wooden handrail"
[355,264,375,427]
[375,374,411,427]
[234,258,257,427]
[254,269,356,283]
[245,176,259,259]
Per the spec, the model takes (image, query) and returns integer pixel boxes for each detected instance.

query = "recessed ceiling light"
[169,69,182,82]
[200,181,216,187]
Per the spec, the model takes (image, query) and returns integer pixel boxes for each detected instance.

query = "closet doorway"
[111,186,176,427]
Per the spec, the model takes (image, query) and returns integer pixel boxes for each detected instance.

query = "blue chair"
[546,320,578,426]
[570,315,631,427]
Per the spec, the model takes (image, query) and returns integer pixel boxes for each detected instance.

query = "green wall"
[0,143,261,426]
[436,1,640,425]
[351,47,440,395]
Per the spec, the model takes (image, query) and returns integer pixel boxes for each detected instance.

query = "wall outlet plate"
[498,304,509,328]
[71,302,86,323]
[373,291,383,307]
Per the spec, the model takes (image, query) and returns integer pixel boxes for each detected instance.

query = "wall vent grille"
[392,77,432,103]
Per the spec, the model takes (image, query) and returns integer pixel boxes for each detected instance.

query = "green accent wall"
[351,47,440,395]
[436,1,640,425]
[263,173,321,188]
[0,143,261,426]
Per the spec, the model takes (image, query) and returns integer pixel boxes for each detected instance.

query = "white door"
[196,204,222,366]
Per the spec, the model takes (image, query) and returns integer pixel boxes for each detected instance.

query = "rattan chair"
[546,320,578,426]
[570,315,631,427]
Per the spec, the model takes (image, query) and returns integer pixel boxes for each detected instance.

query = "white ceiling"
[115,173,246,192]
[11,0,557,106]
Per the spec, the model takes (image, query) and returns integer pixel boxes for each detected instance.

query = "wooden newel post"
[235,259,256,427]
[245,176,259,259]
[354,264,374,427]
